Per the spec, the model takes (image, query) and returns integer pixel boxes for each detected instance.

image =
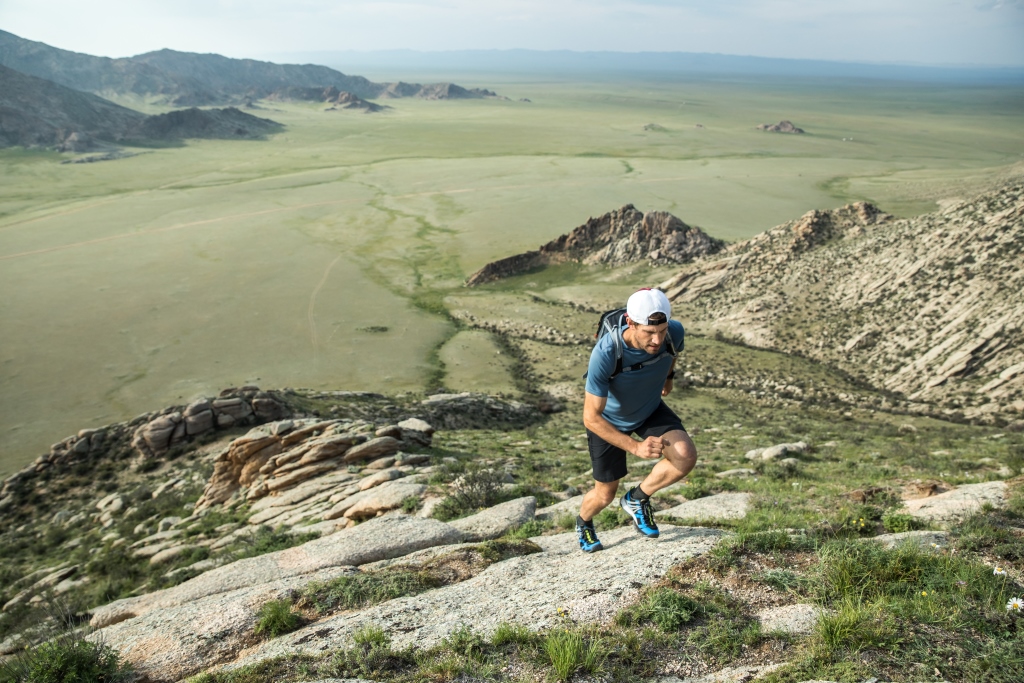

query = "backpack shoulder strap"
[605,312,625,379]
[583,310,627,381]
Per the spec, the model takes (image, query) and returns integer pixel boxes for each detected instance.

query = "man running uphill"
[576,288,698,553]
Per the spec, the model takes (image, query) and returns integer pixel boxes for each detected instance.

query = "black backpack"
[583,308,678,380]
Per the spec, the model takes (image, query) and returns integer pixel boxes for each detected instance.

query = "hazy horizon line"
[263,48,1024,71]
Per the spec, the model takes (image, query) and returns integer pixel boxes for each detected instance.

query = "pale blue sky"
[2,0,1023,66]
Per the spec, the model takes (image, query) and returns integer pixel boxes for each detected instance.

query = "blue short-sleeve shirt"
[584,320,684,432]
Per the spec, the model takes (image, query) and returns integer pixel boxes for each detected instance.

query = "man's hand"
[633,436,667,459]
[662,379,673,397]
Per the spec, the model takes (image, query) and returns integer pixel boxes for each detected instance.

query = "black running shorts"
[586,401,686,483]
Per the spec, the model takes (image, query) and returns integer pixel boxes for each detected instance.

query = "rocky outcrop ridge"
[757,120,804,133]
[658,183,1024,423]
[193,417,432,509]
[131,106,282,140]
[466,205,725,286]
[326,91,388,112]
[0,387,288,511]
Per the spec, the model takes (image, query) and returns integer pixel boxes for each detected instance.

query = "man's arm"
[583,391,664,459]
[662,357,676,397]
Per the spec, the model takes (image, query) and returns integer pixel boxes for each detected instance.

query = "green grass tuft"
[881,509,922,533]
[253,599,303,639]
[300,569,441,614]
[616,586,700,631]
[490,622,536,647]
[543,628,606,682]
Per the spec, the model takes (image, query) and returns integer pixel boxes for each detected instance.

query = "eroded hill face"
[0,64,146,150]
[659,183,1024,424]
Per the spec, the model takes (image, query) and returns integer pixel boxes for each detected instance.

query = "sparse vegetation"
[0,604,133,683]
[544,627,606,681]
[253,599,303,639]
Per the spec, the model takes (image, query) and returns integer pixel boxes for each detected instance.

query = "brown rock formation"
[757,120,805,133]
[466,205,725,286]
[326,91,388,112]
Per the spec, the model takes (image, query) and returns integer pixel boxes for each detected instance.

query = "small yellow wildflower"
[921,591,928,596]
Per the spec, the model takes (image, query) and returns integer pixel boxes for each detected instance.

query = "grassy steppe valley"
[1,73,1023,476]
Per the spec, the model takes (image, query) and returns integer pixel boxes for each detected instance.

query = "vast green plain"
[1,72,1023,476]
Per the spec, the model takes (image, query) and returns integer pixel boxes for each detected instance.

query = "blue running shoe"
[620,490,660,538]
[576,523,603,553]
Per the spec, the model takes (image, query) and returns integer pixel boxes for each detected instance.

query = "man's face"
[631,321,669,354]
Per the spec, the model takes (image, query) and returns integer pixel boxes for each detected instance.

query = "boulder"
[535,495,585,521]
[746,442,808,461]
[358,468,405,491]
[341,483,427,521]
[902,481,1007,524]
[252,394,288,421]
[249,473,354,512]
[397,418,434,435]
[715,468,756,478]
[266,460,343,493]
[2,565,78,611]
[184,410,214,435]
[150,545,199,565]
[448,497,536,541]
[212,397,253,421]
[364,456,396,471]
[183,399,212,416]
[342,436,400,463]
[296,434,361,466]
[137,415,178,454]
[157,517,181,532]
[659,493,752,521]
[869,530,950,550]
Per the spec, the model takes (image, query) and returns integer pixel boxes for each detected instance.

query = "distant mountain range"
[0,30,499,106]
[279,49,1024,84]
[0,30,502,150]
[0,64,281,150]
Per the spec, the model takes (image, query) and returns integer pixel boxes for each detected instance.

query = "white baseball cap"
[626,288,671,325]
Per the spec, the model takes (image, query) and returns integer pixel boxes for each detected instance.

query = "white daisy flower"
[1007,597,1023,612]
[994,567,1007,576]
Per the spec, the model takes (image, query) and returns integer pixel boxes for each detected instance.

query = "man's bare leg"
[637,429,697,496]
[579,479,620,522]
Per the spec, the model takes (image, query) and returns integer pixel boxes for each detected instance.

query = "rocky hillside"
[466,205,725,286]
[0,30,498,106]
[1,381,1018,681]
[0,65,283,149]
[133,107,282,140]
[658,183,1024,424]
[0,64,145,150]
